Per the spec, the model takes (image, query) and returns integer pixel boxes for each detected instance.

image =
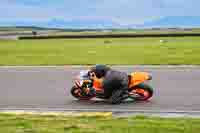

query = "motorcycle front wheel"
[70,86,94,100]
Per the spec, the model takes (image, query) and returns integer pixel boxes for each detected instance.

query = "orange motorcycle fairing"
[128,72,151,88]
[93,80,103,91]
[92,72,151,90]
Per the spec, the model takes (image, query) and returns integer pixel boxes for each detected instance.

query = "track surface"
[0,66,200,113]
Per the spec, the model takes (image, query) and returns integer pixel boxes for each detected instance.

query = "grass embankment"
[0,37,200,65]
[0,113,199,133]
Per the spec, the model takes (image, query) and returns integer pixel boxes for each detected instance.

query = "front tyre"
[70,86,94,100]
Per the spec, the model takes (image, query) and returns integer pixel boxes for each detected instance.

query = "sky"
[0,0,200,28]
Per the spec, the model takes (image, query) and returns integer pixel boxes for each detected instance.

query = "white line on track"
[1,108,200,114]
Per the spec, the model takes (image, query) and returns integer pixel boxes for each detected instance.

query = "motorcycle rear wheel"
[129,83,153,101]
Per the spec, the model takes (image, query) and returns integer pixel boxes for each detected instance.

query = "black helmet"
[90,64,110,78]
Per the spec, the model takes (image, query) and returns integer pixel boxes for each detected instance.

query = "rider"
[88,64,130,104]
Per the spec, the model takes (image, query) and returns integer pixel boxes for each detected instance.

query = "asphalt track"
[1,66,200,115]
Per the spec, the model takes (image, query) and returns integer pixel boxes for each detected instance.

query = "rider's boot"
[121,90,136,103]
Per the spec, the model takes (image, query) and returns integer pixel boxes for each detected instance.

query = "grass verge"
[0,113,200,133]
[0,37,200,65]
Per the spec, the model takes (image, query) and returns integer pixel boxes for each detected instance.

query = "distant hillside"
[140,16,200,28]
[0,18,121,29]
[1,16,200,30]
[0,16,200,30]
[46,18,121,29]
[0,26,63,32]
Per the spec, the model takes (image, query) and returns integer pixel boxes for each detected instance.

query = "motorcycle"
[71,70,154,102]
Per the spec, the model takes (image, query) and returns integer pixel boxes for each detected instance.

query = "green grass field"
[0,113,199,133]
[0,37,200,65]
[53,29,200,36]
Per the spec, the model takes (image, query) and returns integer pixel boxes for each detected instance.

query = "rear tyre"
[70,86,94,100]
[130,83,153,101]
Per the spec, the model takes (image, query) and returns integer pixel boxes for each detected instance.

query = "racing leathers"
[89,65,129,104]
[102,70,129,104]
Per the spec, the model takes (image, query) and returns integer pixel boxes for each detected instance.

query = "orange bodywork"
[93,80,103,91]
[92,71,151,90]
[128,72,150,88]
